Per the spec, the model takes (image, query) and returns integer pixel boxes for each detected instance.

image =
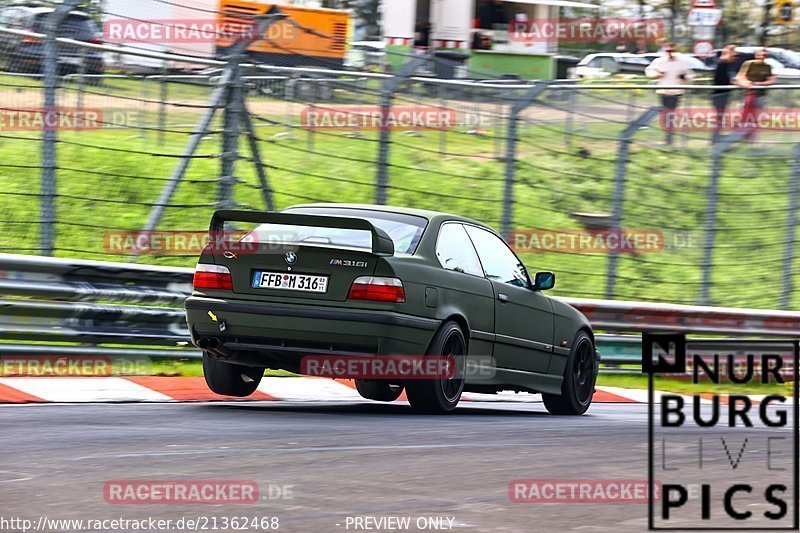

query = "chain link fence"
[0,2,800,311]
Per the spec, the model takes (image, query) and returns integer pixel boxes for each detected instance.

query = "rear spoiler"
[209,210,395,256]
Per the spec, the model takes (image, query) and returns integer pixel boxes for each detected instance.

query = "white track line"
[257,377,364,402]
[0,377,172,403]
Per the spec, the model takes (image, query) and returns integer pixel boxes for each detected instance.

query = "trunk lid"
[208,210,394,302]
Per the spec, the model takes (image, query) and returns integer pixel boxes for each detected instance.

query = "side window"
[464,226,530,288]
[435,223,483,277]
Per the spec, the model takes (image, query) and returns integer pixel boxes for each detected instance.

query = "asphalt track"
[0,400,794,532]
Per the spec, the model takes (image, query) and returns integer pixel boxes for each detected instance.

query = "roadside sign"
[692,25,715,40]
[646,338,799,530]
[688,7,723,26]
[693,40,714,58]
[776,0,795,24]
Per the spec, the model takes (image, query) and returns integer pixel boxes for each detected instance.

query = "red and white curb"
[0,377,649,405]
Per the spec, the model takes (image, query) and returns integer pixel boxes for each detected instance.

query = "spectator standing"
[645,43,694,145]
[711,45,740,138]
[736,48,777,140]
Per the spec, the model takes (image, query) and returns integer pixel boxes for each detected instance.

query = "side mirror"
[533,272,556,291]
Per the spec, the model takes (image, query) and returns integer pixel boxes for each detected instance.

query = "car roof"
[284,203,494,230]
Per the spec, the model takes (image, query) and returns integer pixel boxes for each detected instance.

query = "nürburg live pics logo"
[644,333,799,530]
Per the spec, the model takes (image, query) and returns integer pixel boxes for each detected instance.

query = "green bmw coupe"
[185,204,598,414]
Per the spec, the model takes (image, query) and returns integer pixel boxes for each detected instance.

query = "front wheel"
[543,331,597,415]
[203,352,264,397]
[406,321,466,414]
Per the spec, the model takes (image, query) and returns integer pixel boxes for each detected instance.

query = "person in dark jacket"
[711,45,741,138]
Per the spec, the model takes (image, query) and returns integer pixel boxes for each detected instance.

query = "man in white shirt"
[645,43,695,144]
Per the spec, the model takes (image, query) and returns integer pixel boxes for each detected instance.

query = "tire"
[406,321,467,414]
[202,351,264,397]
[355,380,403,402]
[543,331,597,415]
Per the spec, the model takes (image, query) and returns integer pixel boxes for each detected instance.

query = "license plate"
[60,56,83,66]
[252,271,328,293]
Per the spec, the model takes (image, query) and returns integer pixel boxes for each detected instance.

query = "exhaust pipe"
[206,337,235,360]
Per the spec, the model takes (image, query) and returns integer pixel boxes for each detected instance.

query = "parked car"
[638,53,714,74]
[576,53,651,78]
[185,204,599,414]
[0,6,104,75]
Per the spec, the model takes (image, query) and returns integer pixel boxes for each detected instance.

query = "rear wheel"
[406,321,466,414]
[203,352,264,397]
[543,331,597,415]
[355,380,403,402]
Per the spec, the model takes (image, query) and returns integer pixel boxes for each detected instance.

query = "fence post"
[375,57,425,205]
[700,131,747,305]
[564,87,575,150]
[134,13,283,260]
[140,76,151,140]
[76,48,87,110]
[40,0,81,256]
[501,83,549,241]
[438,82,447,158]
[780,142,800,309]
[493,88,504,160]
[158,67,169,147]
[218,67,243,210]
[241,103,275,211]
[605,107,661,300]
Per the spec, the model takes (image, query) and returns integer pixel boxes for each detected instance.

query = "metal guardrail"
[0,253,194,357]
[2,254,800,364]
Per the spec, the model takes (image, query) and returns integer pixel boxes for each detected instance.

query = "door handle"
[497,293,509,303]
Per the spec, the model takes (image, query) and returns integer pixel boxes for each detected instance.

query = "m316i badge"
[330,258,368,268]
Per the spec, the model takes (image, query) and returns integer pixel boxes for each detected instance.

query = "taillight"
[88,37,103,45]
[348,276,405,303]
[193,263,233,290]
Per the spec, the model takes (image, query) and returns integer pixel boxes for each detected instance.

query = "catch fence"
[0,4,800,310]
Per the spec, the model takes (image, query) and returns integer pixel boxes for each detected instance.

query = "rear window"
[246,208,428,255]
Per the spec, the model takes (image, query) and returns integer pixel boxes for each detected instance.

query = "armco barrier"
[1,253,799,362]
[0,253,194,356]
